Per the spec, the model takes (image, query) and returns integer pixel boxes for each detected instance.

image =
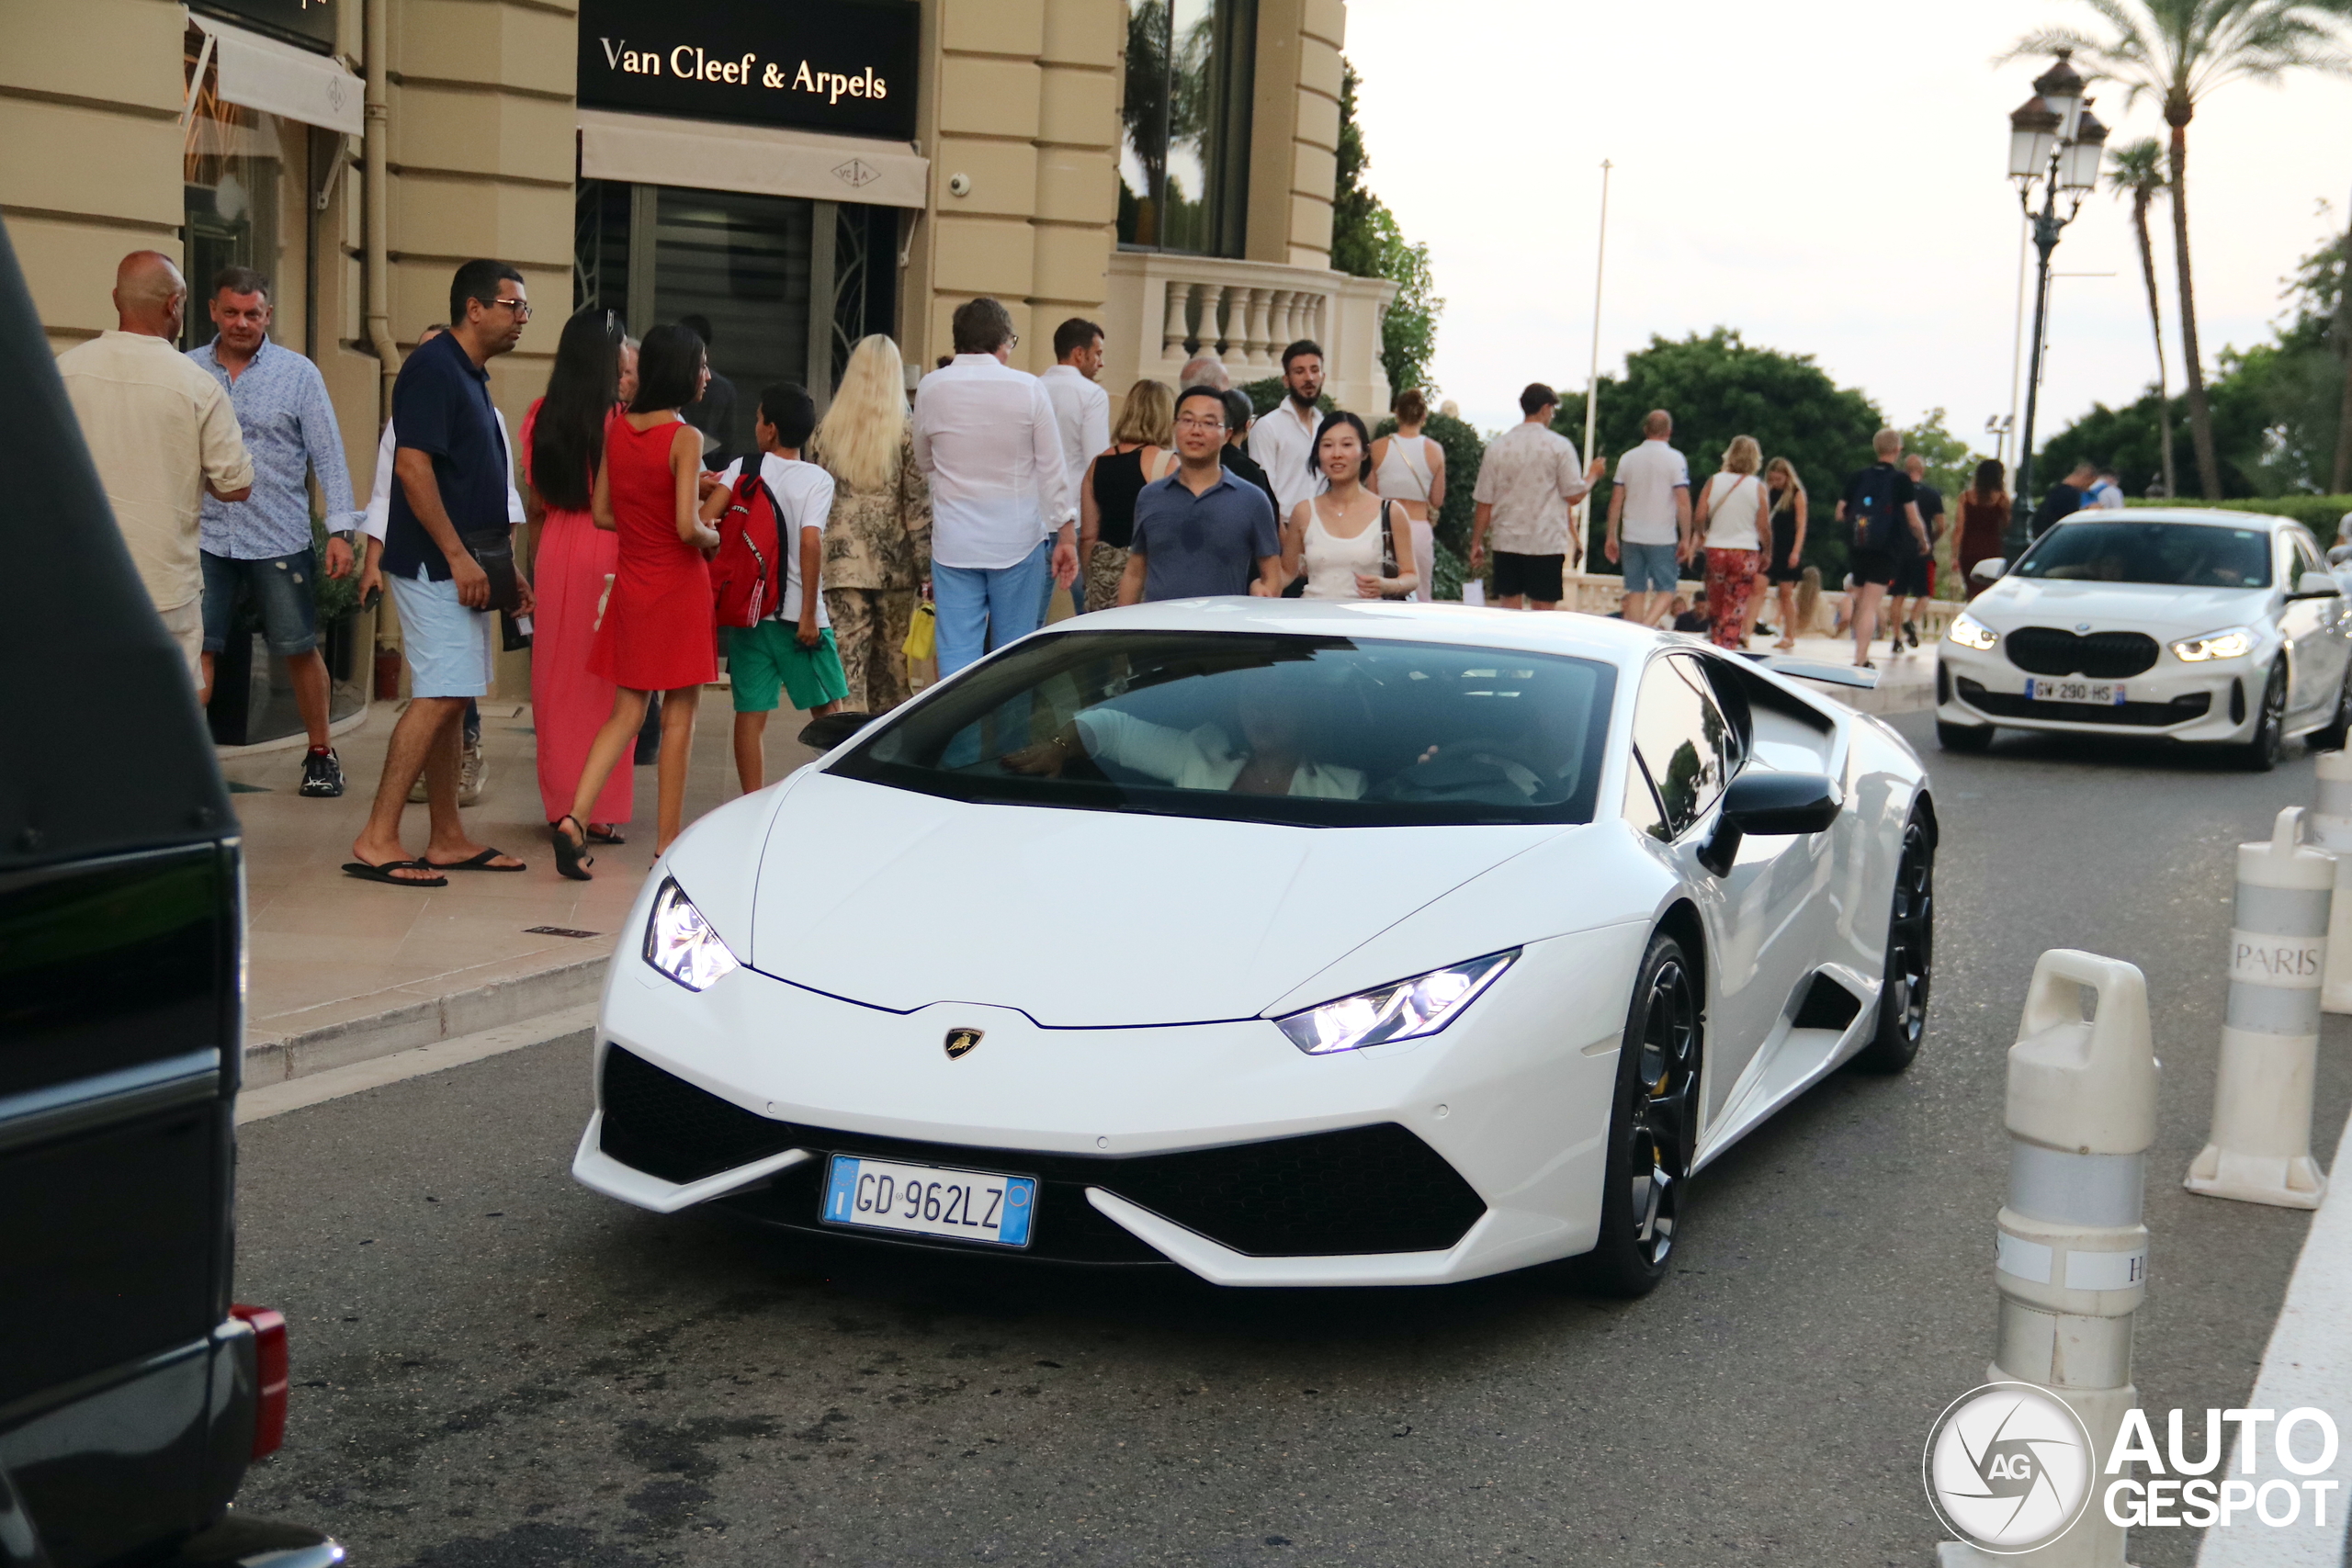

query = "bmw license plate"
[2025,677,2126,706]
[820,1155,1037,1247]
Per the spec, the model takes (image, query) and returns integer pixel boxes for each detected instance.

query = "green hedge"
[2126,495,2352,535]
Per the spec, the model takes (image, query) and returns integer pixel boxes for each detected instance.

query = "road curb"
[243,951,610,1086]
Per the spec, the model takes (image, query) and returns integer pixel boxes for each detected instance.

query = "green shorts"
[728,622,850,714]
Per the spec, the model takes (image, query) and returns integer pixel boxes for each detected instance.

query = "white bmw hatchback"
[573,600,1934,1296]
[1937,508,2352,769]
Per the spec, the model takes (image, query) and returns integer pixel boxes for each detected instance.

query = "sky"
[1341,0,2352,457]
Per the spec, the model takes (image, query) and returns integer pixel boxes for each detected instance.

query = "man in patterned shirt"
[187,266,361,796]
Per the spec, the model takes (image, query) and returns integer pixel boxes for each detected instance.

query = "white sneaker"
[458,740,487,807]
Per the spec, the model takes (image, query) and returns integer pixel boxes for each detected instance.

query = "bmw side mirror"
[1970,558,2007,584]
[1699,772,1843,876]
[2291,570,2341,601]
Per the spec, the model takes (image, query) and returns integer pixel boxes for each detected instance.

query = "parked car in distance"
[1937,508,2352,771]
[0,219,340,1565]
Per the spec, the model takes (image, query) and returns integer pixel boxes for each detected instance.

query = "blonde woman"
[1762,456,1809,649]
[1369,388,1447,600]
[810,334,932,713]
[1078,380,1175,615]
[1692,434,1767,649]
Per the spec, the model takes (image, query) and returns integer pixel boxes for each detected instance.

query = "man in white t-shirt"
[1039,316,1110,615]
[697,382,848,793]
[1248,340,1328,528]
[1605,410,1693,627]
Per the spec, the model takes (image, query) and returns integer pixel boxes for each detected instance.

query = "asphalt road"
[233,707,2352,1567]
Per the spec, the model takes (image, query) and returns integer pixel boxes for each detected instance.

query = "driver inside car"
[1001,675,1368,798]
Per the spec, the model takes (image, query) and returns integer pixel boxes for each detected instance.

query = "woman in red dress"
[1955,457,2012,595]
[551,323,719,876]
[523,310,631,841]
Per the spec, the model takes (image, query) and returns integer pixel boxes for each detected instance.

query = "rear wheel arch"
[1654,897,1708,1010]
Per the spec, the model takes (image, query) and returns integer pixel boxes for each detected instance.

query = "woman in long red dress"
[1955,458,2012,595]
[524,310,631,841]
[551,323,719,876]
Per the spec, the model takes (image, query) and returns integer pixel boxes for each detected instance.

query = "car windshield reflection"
[829,631,1619,828]
[2015,522,2273,589]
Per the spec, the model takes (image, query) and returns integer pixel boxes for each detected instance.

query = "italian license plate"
[2026,677,2126,705]
[820,1155,1037,1247]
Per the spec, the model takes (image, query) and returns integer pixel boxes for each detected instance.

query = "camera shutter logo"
[1923,1382,2095,1553]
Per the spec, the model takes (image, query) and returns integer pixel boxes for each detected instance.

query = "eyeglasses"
[485,297,532,321]
[1175,415,1227,433]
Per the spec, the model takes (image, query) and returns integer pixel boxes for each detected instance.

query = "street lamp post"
[2007,50,2108,558]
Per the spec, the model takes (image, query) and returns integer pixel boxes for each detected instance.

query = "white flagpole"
[1577,160,1612,559]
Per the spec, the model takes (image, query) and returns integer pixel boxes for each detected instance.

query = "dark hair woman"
[523,310,630,840]
[1956,457,2011,595]
[551,322,721,876]
[1282,410,1417,601]
[1370,388,1446,602]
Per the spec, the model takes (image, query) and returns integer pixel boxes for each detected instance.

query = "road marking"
[236,1004,596,1123]
[2196,1102,2352,1566]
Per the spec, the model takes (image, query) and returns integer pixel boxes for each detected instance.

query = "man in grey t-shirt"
[1121,386,1283,602]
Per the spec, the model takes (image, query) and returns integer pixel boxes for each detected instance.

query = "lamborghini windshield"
[828,630,1618,828]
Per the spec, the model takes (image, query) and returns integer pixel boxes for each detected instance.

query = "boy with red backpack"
[699,383,849,792]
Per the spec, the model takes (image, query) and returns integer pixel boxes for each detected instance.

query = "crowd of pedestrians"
[70,244,2038,895]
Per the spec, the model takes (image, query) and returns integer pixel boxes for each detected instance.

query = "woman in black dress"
[1762,457,1808,650]
[1078,380,1175,612]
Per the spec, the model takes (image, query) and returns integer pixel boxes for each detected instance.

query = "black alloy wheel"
[1853,811,1934,1073]
[1580,931,1702,1298]
[2237,662,2288,772]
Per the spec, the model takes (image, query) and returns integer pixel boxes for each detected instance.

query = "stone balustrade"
[1102,251,1398,418]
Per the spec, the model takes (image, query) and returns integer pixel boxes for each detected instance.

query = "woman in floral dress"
[809,334,931,713]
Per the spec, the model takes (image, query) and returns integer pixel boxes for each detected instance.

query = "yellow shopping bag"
[902,600,937,661]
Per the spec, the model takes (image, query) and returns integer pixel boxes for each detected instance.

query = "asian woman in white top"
[1368,387,1446,601]
[1691,434,1768,649]
[1282,411,1419,601]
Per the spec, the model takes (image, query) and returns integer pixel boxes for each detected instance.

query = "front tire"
[1579,931,1702,1298]
[1851,811,1934,1074]
[2237,663,2287,772]
[1936,719,1994,753]
[2311,669,2352,752]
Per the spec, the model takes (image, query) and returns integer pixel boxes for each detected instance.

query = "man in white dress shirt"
[1039,317,1110,615]
[1247,339,1326,530]
[911,298,1078,677]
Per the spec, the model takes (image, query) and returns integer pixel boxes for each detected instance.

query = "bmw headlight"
[1272,950,1518,1055]
[1944,612,1999,651]
[642,876,740,991]
[2172,626,2256,662]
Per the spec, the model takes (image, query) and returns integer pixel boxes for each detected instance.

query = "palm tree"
[2014,0,2352,499]
[2108,138,2177,497]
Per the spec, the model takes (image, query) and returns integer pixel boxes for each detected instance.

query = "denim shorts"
[1621,540,1681,594]
[200,547,319,656]
[389,565,495,699]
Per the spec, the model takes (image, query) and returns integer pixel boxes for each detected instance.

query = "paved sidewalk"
[225,693,823,1084]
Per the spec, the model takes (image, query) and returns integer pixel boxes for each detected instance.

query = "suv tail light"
[232,1303,288,1458]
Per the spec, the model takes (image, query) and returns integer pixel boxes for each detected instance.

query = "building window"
[184,28,282,346]
[1118,0,1254,256]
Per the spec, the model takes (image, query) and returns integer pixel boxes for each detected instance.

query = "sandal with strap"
[549,816,595,882]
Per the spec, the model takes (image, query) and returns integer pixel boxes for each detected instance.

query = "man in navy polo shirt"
[347,259,535,886]
[1118,385,1282,603]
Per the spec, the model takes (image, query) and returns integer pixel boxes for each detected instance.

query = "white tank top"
[1303,503,1385,600]
[1702,472,1766,551]
[1375,435,1436,504]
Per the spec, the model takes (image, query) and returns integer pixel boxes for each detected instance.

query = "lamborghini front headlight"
[1272,950,1519,1055]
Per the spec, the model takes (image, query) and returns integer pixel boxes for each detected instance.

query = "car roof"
[1045,597,1675,667]
[2058,506,2304,534]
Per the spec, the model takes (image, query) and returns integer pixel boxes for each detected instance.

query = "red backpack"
[710,469,785,628]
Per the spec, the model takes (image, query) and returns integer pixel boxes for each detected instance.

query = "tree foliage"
[1331,62,1442,399]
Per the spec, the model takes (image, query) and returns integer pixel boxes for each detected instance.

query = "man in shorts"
[1467,382,1600,610]
[1888,453,1945,650]
[1605,410,1692,626]
[702,383,850,793]
[1836,429,1930,670]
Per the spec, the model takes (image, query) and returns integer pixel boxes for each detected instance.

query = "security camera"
[946,172,972,197]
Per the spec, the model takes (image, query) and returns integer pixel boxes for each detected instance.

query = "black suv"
[0,221,338,1565]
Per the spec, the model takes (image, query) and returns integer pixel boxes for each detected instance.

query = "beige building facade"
[1,0,1392,705]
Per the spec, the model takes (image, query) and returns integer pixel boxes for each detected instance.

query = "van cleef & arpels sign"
[576,0,919,141]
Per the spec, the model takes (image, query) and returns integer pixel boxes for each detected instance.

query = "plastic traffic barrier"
[2185,807,2331,1209]
[1939,949,2157,1567]
[2306,750,2352,1014]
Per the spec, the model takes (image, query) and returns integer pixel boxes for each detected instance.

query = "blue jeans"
[1621,540,1681,595]
[200,547,320,655]
[934,541,1052,679]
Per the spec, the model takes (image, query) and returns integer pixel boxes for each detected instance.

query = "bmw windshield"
[2015,521,2272,589]
[829,630,1618,828]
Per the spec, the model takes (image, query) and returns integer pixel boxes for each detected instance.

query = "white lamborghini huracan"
[572,600,1935,1295]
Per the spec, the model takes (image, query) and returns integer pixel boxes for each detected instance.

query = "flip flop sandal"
[342,858,448,888]
[585,824,627,845]
[549,816,595,882]
[424,847,527,873]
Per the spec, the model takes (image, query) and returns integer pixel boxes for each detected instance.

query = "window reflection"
[1120,0,1254,255]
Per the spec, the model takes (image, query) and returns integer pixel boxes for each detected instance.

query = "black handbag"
[463,526,522,614]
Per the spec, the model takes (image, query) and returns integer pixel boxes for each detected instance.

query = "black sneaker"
[300,746,345,798]
[1903,620,1920,649]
